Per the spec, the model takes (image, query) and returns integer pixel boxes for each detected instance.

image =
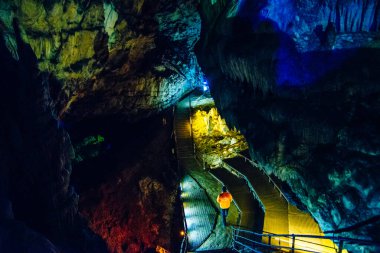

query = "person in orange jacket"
[217,186,233,227]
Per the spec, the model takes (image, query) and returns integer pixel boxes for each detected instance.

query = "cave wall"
[0,21,107,252]
[196,0,380,247]
[76,112,181,253]
[0,0,202,121]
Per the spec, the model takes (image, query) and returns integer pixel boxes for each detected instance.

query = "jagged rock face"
[76,114,180,253]
[197,0,380,247]
[0,22,107,252]
[0,0,202,121]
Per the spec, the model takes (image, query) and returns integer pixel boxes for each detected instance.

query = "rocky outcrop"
[0,21,107,252]
[78,113,180,253]
[196,0,380,249]
[0,0,202,121]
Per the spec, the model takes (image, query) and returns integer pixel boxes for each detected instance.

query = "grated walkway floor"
[181,175,217,251]
[175,97,220,251]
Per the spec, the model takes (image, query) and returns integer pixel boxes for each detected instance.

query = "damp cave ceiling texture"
[196,0,380,248]
[0,0,202,121]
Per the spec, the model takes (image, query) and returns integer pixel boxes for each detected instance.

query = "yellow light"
[156,246,169,253]
[180,230,185,236]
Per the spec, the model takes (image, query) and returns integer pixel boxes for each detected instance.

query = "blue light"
[203,85,208,91]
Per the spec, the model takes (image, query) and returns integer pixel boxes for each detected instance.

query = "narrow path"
[224,155,336,252]
[223,156,289,246]
[210,168,264,231]
[175,97,218,250]
[175,93,336,252]
[181,175,217,250]
[175,96,241,251]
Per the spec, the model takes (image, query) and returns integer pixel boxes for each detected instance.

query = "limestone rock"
[196,0,380,249]
[0,0,202,121]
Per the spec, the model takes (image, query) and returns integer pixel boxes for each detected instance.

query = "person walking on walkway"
[217,186,233,227]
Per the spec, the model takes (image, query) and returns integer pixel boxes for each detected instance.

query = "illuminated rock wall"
[197,0,380,250]
[0,0,202,121]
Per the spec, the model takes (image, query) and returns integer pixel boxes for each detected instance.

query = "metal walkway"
[223,156,289,246]
[181,175,217,250]
[174,93,340,252]
[223,155,339,251]
[210,168,264,231]
[175,97,219,251]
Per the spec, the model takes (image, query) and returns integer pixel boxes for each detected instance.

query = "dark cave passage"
[67,110,185,253]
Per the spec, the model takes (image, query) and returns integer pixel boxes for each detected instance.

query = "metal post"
[291,234,295,253]
[338,239,344,253]
[267,235,272,253]
[232,228,236,249]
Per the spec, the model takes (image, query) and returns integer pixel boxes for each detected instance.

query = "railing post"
[232,228,236,249]
[267,235,272,253]
[338,239,344,253]
[291,234,295,253]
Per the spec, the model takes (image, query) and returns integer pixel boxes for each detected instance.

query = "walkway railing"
[221,161,265,211]
[236,153,290,204]
[186,91,290,205]
[179,186,188,253]
[232,227,380,253]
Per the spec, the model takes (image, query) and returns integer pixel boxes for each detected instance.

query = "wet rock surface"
[0,0,202,121]
[196,0,380,249]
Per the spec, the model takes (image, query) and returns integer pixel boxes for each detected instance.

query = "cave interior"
[0,0,380,253]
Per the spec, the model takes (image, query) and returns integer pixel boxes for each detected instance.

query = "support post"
[338,239,344,253]
[291,234,295,253]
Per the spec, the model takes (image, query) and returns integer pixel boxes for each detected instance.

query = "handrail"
[236,153,290,204]
[234,234,323,253]
[186,91,289,204]
[236,227,379,244]
[232,226,380,253]
[174,105,189,253]
[221,161,265,211]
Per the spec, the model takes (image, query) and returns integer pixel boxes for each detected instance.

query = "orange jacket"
[217,192,233,209]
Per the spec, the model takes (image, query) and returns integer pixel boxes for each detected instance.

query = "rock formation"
[0,19,107,252]
[196,0,380,249]
[0,0,202,121]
